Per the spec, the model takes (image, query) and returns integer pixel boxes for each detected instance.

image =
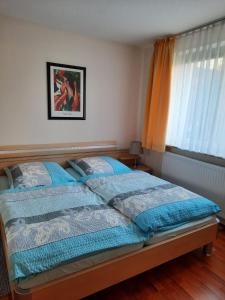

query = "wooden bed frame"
[0,141,218,300]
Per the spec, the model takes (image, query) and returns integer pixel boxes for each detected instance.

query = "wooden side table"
[118,154,139,168]
[133,164,153,174]
[119,154,153,174]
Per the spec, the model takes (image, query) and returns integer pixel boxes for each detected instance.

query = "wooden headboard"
[0,141,128,175]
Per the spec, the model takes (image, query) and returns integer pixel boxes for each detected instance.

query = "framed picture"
[47,62,86,120]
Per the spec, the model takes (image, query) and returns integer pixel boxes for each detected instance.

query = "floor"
[85,226,225,300]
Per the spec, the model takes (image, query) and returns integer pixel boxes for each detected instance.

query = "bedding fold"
[0,182,147,281]
[84,171,221,233]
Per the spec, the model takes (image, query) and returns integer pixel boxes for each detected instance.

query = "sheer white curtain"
[166,21,225,159]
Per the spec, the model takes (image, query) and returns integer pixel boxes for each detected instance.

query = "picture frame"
[47,62,86,120]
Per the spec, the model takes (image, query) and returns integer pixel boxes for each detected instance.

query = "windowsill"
[166,146,225,168]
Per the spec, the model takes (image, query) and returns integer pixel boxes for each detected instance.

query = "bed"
[0,141,220,300]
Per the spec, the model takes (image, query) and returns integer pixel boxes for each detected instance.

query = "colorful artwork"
[47,62,86,119]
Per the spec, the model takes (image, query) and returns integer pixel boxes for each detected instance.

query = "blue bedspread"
[84,171,221,233]
[0,182,147,281]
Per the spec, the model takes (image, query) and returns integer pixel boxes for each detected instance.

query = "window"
[166,22,225,159]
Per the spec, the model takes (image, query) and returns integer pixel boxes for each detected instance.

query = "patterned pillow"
[4,162,76,189]
[68,156,131,177]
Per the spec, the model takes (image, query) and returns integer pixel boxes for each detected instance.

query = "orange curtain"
[142,37,175,152]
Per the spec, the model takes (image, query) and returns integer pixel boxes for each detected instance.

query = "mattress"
[145,215,218,245]
[17,215,218,290]
[17,243,143,289]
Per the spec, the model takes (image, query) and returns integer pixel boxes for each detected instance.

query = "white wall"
[136,45,154,140]
[0,16,142,148]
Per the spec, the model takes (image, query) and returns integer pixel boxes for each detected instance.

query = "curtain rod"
[176,15,225,37]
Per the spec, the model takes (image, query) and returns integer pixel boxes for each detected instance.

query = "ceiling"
[1,0,225,45]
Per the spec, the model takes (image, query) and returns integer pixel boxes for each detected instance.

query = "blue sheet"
[84,171,221,233]
[0,182,147,281]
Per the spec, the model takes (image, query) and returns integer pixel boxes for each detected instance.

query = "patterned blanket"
[0,183,147,281]
[84,171,221,233]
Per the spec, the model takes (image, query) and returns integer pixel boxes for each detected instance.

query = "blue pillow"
[68,156,131,178]
[4,162,76,189]
[44,162,76,185]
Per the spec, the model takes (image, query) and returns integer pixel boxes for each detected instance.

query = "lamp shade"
[129,141,142,155]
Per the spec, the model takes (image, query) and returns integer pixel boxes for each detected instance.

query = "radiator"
[161,152,225,222]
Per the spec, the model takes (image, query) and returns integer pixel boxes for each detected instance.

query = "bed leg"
[203,242,213,256]
[14,288,32,300]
